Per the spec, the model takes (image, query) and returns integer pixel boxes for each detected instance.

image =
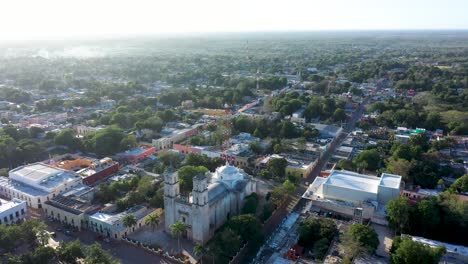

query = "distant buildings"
[152,124,201,151]
[221,143,253,167]
[256,154,318,178]
[164,164,257,243]
[0,197,27,225]
[0,163,82,209]
[51,157,119,186]
[115,146,156,164]
[395,127,426,143]
[303,170,402,225]
[74,125,106,136]
[310,123,343,139]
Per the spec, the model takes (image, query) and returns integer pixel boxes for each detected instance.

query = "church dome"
[212,164,245,182]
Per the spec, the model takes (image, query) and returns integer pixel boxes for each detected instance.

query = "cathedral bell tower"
[164,167,179,233]
[191,174,210,244]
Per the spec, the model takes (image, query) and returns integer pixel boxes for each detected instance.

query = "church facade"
[164,164,257,244]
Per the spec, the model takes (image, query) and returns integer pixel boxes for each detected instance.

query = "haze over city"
[1,0,468,42]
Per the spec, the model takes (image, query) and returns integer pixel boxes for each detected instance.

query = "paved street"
[249,98,370,264]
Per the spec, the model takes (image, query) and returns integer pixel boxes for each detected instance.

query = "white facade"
[303,170,402,224]
[88,205,157,240]
[0,163,82,209]
[164,164,257,244]
[0,198,27,225]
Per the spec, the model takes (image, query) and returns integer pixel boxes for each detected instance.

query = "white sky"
[1,0,467,41]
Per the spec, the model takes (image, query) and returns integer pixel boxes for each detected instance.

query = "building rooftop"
[116,146,153,157]
[379,173,402,189]
[0,176,50,197]
[10,163,60,182]
[89,205,155,226]
[324,170,402,194]
[325,170,381,194]
[0,198,26,212]
[409,235,468,257]
[44,184,98,215]
[9,163,81,192]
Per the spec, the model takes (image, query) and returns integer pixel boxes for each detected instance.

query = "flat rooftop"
[379,173,402,189]
[0,176,49,197]
[323,170,402,194]
[0,198,26,212]
[10,163,64,183]
[9,163,80,191]
[117,147,153,157]
[325,170,381,193]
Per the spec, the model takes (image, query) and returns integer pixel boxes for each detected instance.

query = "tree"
[343,224,379,259]
[35,227,51,246]
[312,237,330,260]
[279,121,298,138]
[296,137,307,153]
[86,126,125,156]
[337,159,355,171]
[386,196,412,233]
[242,193,259,214]
[415,197,440,236]
[449,174,468,193]
[54,128,81,150]
[17,246,56,264]
[267,157,288,179]
[227,214,262,242]
[194,243,207,264]
[385,158,415,184]
[409,133,429,151]
[157,151,184,167]
[84,242,120,264]
[249,141,263,155]
[57,240,84,264]
[0,223,21,252]
[145,213,160,232]
[333,108,347,122]
[298,218,338,248]
[122,215,137,229]
[353,149,382,171]
[171,221,188,253]
[119,135,137,151]
[390,237,446,264]
[270,179,296,206]
[178,165,209,193]
[29,126,44,138]
[20,219,48,245]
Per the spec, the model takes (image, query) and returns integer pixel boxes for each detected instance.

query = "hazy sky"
[1,0,467,41]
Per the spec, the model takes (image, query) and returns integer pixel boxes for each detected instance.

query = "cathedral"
[164,164,257,244]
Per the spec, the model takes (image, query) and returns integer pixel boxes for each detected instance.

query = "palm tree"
[193,243,206,264]
[145,213,160,232]
[170,221,187,253]
[122,215,137,230]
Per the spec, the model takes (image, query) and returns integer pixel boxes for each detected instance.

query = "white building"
[0,163,82,209]
[164,164,257,244]
[88,205,157,240]
[152,124,201,151]
[43,184,98,231]
[0,198,27,225]
[303,170,402,225]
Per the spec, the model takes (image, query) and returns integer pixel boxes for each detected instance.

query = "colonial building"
[0,163,82,209]
[164,164,257,244]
